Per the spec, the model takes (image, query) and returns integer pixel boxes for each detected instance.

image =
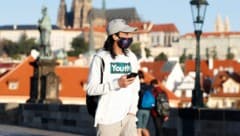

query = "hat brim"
[120,25,137,33]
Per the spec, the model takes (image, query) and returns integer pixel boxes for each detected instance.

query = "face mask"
[117,37,133,49]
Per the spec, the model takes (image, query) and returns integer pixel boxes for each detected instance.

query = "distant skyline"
[0,0,240,34]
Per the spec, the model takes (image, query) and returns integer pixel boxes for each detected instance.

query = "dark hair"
[150,79,158,86]
[138,70,144,79]
[103,34,128,59]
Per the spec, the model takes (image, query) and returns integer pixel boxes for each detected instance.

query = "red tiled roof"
[141,61,170,82]
[0,56,89,98]
[182,31,240,38]
[56,67,88,97]
[184,59,240,78]
[158,83,178,100]
[151,24,179,33]
[184,60,212,77]
[0,56,34,96]
[129,21,152,33]
[63,26,106,33]
[140,70,179,100]
[0,63,17,68]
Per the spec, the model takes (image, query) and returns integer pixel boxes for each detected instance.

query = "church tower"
[81,0,92,28]
[72,0,81,28]
[224,16,230,32]
[57,0,67,29]
[214,14,224,32]
[72,0,92,29]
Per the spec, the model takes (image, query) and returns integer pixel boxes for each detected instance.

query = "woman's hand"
[118,75,136,88]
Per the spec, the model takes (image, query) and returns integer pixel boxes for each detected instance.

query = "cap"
[106,19,137,36]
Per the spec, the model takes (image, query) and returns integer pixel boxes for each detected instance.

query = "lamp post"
[190,0,208,108]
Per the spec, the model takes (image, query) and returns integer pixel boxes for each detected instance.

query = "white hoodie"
[87,49,140,127]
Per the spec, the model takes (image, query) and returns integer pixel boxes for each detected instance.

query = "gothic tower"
[224,16,230,32]
[214,14,224,32]
[72,0,92,28]
[57,0,67,29]
[81,0,92,28]
[72,0,81,28]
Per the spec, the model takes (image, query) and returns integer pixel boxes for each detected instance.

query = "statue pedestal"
[27,58,61,104]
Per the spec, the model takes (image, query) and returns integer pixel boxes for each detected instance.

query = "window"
[8,81,19,90]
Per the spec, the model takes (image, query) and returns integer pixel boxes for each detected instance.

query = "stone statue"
[38,6,52,57]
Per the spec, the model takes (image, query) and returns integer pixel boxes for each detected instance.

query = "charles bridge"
[0,103,240,136]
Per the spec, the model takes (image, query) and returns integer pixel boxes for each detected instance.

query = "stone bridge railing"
[1,103,240,136]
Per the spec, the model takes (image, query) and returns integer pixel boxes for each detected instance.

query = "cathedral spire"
[57,0,67,29]
[224,16,230,32]
[214,14,224,32]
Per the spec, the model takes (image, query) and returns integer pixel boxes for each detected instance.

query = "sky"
[0,0,240,34]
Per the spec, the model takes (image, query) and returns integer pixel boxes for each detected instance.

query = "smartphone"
[127,72,138,78]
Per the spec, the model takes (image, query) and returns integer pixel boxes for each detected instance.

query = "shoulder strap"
[100,57,105,83]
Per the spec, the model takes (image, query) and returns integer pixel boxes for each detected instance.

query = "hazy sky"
[0,0,239,34]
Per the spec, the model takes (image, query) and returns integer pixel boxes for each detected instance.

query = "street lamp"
[190,0,208,107]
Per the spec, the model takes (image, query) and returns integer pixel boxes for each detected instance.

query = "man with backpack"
[150,79,170,136]
[87,18,140,136]
[136,70,154,136]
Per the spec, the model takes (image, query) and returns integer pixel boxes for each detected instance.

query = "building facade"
[56,0,141,29]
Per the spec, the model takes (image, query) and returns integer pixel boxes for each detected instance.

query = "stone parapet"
[1,103,240,136]
[19,104,95,135]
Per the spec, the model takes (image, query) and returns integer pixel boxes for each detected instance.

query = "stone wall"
[19,104,96,136]
[1,103,240,136]
[0,103,19,124]
[165,108,240,136]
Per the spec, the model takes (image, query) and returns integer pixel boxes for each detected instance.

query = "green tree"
[205,47,209,59]
[2,39,18,57]
[144,47,151,58]
[226,47,234,60]
[188,54,193,60]
[130,42,141,59]
[154,52,168,61]
[18,33,38,55]
[67,36,88,56]
[0,34,37,58]
[179,48,187,64]
[211,47,218,59]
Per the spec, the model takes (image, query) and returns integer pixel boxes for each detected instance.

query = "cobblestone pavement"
[0,124,84,136]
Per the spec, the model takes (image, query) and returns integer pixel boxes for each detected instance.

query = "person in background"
[87,18,140,136]
[150,79,169,136]
[136,70,151,136]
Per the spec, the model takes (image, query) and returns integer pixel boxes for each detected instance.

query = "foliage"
[130,42,141,59]
[179,54,186,64]
[144,47,151,58]
[226,47,235,60]
[179,48,187,64]
[0,33,37,58]
[154,52,168,61]
[67,36,88,56]
[205,48,209,59]
[211,47,218,59]
[226,53,234,60]
[188,54,193,60]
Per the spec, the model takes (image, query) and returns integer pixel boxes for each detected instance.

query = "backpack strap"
[86,56,105,117]
[100,57,105,83]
